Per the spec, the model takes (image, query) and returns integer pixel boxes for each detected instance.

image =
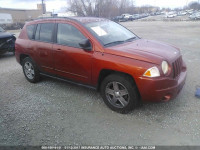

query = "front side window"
[85,21,137,47]
[26,24,36,39]
[35,23,54,43]
[57,23,87,48]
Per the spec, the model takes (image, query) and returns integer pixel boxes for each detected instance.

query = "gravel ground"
[0,21,200,146]
[138,14,191,21]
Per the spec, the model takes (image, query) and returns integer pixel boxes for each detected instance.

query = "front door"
[53,23,93,84]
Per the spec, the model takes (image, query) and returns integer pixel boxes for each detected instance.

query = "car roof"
[71,17,108,23]
[29,17,108,25]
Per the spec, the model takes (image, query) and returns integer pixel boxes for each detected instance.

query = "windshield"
[85,21,137,46]
[0,27,5,32]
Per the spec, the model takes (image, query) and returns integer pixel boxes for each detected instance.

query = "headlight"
[143,66,160,77]
[162,61,169,75]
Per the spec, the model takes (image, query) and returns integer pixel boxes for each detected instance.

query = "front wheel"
[22,57,40,83]
[100,74,139,114]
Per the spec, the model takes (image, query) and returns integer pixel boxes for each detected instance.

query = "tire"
[22,57,40,83]
[100,73,139,114]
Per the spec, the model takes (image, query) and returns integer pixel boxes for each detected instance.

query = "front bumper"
[135,64,187,102]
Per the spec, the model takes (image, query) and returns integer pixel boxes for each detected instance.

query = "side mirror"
[79,39,92,51]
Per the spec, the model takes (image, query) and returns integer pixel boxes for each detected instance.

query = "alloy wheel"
[105,81,130,108]
[24,62,35,80]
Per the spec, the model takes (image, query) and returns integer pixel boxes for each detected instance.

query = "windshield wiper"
[125,36,136,42]
[104,40,125,46]
[104,37,136,47]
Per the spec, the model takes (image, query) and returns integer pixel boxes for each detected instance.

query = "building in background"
[37,3,46,14]
[0,3,46,24]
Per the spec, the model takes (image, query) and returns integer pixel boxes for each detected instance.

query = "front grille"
[172,56,182,78]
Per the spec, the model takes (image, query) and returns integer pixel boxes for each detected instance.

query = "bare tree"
[188,1,200,10]
[67,0,135,18]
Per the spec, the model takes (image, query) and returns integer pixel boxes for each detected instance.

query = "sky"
[0,0,199,12]
[135,0,198,8]
[0,0,67,13]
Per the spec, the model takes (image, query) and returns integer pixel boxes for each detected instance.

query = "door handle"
[56,48,62,51]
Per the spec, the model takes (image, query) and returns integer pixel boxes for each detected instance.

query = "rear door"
[32,22,55,73]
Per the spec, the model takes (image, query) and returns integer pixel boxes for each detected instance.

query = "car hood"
[0,32,14,39]
[104,39,180,65]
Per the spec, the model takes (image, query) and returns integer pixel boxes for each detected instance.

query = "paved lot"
[0,21,200,146]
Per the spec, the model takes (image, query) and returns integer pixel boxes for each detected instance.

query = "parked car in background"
[112,14,132,22]
[155,12,161,15]
[189,12,200,20]
[177,11,187,16]
[15,17,187,113]
[187,9,194,15]
[165,12,177,18]
[121,14,132,21]
[0,26,16,55]
[150,12,157,16]
[140,13,149,18]
[0,13,13,24]
[131,14,140,20]
[112,16,123,22]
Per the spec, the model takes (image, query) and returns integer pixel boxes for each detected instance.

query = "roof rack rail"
[34,16,73,21]
[32,16,107,25]
[33,16,83,24]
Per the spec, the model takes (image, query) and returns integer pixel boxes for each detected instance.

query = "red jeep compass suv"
[15,17,187,113]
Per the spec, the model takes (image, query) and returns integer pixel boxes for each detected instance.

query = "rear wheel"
[22,57,40,83]
[100,74,139,114]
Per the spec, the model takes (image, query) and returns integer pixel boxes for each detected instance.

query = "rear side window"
[57,23,86,48]
[26,24,36,40]
[35,23,54,43]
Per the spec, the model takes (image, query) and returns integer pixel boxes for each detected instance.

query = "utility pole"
[42,0,45,14]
